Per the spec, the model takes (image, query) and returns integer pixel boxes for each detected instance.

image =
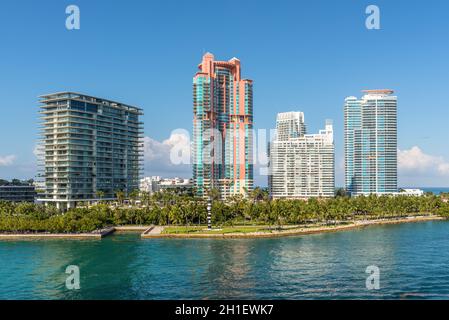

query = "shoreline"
[0,227,116,240]
[0,226,153,240]
[141,215,445,239]
[0,226,157,240]
[0,216,445,240]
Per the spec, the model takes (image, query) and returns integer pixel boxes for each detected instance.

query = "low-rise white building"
[140,176,161,194]
[397,189,425,197]
[140,176,192,194]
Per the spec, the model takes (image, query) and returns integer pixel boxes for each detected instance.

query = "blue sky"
[0,0,449,187]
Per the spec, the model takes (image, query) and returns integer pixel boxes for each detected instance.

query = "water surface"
[1,221,449,300]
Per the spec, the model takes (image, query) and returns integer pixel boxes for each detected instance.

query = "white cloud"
[33,144,44,158]
[398,146,449,186]
[398,146,449,176]
[0,155,16,166]
[438,162,449,175]
[143,130,191,177]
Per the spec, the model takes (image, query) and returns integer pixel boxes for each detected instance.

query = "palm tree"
[207,188,221,201]
[96,190,105,204]
[115,191,125,206]
[249,187,265,202]
[129,189,140,206]
[141,191,151,207]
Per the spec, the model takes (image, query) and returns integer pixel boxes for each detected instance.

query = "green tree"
[115,191,125,205]
[96,190,105,203]
[129,189,141,206]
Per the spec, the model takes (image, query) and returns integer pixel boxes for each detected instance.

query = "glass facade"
[0,186,36,202]
[192,53,253,199]
[37,92,143,209]
[344,90,397,196]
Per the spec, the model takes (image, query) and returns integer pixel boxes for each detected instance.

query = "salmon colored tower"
[193,53,254,199]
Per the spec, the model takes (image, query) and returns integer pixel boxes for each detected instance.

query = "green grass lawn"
[161,223,354,235]
[162,225,274,235]
[160,217,426,235]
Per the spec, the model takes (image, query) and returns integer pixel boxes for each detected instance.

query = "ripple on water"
[1,221,449,299]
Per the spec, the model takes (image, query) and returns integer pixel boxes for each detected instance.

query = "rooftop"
[39,92,143,113]
[362,89,394,95]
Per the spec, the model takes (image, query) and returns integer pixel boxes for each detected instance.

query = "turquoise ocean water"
[1,220,449,300]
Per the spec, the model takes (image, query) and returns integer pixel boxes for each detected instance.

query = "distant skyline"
[0,0,449,187]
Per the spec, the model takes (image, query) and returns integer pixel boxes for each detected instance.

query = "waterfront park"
[1,188,449,239]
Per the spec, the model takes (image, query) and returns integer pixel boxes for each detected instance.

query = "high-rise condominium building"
[275,111,307,141]
[269,112,335,199]
[192,53,253,199]
[344,90,397,196]
[38,92,143,209]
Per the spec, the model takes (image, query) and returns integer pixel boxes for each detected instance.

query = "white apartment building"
[269,112,335,199]
[275,111,306,141]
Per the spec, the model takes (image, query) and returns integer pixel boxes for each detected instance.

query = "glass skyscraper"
[344,90,397,196]
[38,92,143,209]
[192,53,253,199]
